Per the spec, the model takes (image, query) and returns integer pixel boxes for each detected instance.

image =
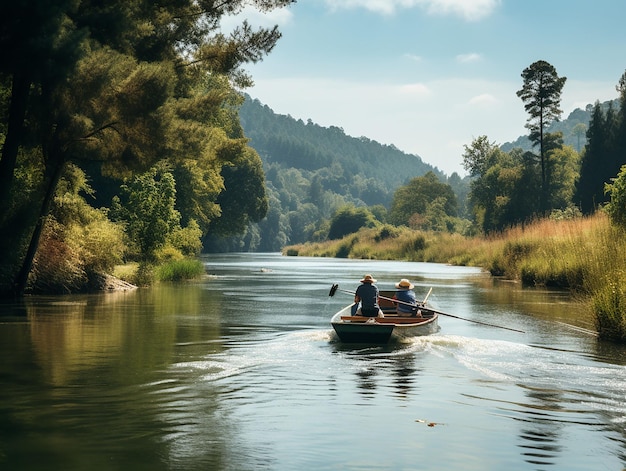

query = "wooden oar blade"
[328,284,339,297]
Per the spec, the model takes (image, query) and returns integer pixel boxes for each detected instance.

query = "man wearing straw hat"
[354,274,384,318]
[394,278,419,317]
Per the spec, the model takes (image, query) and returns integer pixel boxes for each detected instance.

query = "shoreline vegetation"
[112,258,206,287]
[283,212,626,342]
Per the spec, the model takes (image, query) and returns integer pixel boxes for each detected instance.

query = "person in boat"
[393,278,419,317]
[354,274,384,318]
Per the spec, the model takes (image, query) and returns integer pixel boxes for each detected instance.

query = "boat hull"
[331,304,438,344]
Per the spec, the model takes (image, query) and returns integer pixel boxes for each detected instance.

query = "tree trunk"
[12,156,66,296]
[0,72,31,222]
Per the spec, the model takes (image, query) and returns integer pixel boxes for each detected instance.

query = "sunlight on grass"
[284,213,626,340]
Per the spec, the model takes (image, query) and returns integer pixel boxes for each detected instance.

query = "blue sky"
[229,0,626,176]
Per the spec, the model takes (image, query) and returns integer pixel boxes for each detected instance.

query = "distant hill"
[205,96,455,252]
[501,99,619,154]
[239,96,444,190]
[225,96,612,252]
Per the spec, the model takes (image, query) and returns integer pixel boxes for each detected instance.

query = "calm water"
[1,253,625,471]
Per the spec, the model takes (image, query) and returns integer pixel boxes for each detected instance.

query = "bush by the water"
[155,259,205,282]
[593,274,626,342]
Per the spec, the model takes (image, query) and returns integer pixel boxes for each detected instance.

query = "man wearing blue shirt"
[354,274,384,317]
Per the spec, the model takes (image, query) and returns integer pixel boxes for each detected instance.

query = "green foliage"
[240,96,439,191]
[335,237,357,258]
[464,132,580,233]
[389,171,458,228]
[575,92,626,214]
[231,96,463,251]
[167,219,203,257]
[462,135,499,177]
[29,218,87,294]
[402,233,426,253]
[155,259,205,282]
[517,60,567,211]
[208,144,269,237]
[0,1,293,295]
[517,60,567,148]
[374,225,401,242]
[604,164,626,228]
[111,163,183,260]
[546,144,580,209]
[28,165,125,293]
[593,274,626,342]
[328,205,378,240]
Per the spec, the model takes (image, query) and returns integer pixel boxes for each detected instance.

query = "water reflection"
[21,285,225,386]
[516,388,565,468]
[333,342,423,401]
[2,254,626,470]
[391,353,419,400]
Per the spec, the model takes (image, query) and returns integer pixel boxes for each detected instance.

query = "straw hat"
[395,278,414,289]
[360,274,377,283]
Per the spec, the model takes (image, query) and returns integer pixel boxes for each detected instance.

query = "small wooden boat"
[330,290,439,344]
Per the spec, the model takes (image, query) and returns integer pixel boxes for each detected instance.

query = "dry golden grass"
[283,213,626,340]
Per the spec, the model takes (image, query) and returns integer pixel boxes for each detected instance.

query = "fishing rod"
[328,283,525,334]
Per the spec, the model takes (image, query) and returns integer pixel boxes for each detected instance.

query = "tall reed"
[283,213,626,341]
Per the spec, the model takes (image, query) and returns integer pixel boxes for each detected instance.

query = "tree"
[604,164,626,229]
[0,0,294,296]
[207,143,269,237]
[516,60,567,212]
[328,206,378,240]
[572,123,587,153]
[463,137,542,233]
[462,135,499,177]
[574,101,620,214]
[111,164,182,260]
[614,70,626,177]
[389,172,457,227]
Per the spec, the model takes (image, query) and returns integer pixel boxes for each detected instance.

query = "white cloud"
[399,82,431,97]
[404,53,423,63]
[457,53,482,63]
[323,0,500,20]
[420,0,501,21]
[468,93,497,106]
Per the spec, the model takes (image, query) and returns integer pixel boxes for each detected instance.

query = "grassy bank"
[284,214,626,342]
[114,258,205,285]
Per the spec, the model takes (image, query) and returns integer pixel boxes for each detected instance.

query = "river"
[0,253,625,470]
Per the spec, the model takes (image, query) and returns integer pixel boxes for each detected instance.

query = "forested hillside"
[501,99,619,154]
[204,96,453,251]
[206,90,623,253]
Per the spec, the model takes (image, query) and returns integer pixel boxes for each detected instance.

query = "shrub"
[604,164,626,229]
[155,259,205,282]
[134,263,155,286]
[167,219,203,257]
[30,218,86,293]
[328,206,377,240]
[374,224,401,242]
[402,233,426,253]
[593,274,626,342]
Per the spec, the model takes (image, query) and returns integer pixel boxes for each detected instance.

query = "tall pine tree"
[516,60,567,212]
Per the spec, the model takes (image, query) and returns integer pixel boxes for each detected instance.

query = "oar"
[426,307,525,333]
[329,284,525,333]
[422,287,433,304]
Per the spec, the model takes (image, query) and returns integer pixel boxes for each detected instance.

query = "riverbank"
[284,213,626,342]
[113,258,206,286]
